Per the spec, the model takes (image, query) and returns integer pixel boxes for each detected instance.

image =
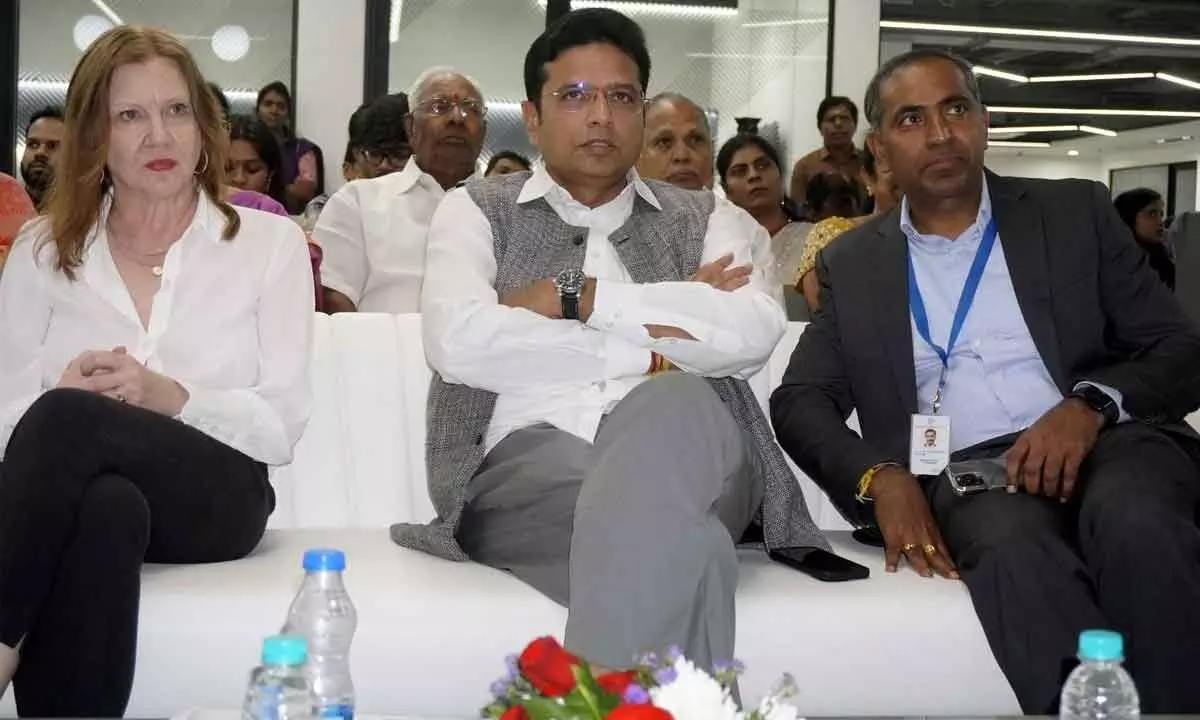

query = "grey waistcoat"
[389,172,830,559]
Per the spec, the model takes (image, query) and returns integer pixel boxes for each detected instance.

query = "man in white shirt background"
[389,8,827,672]
[314,68,486,313]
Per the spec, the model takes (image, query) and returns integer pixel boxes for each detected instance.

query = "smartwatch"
[553,269,587,321]
[1068,384,1118,427]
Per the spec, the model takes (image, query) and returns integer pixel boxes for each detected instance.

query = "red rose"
[607,705,672,720]
[518,637,581,697]
[596,670,638,696]
[500,706,528,720]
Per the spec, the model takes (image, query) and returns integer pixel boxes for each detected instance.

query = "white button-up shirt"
[0,192,314,465]
[313,159,446,312]
[422,163,786,452]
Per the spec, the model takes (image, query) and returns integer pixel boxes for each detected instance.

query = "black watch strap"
[1070,385,1118,426]
[560,293,580,321]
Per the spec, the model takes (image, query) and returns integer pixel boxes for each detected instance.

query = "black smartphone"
[852,526,885,548]
[768,547,870,582]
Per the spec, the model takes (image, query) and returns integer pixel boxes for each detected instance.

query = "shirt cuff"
[586,279,643,335]
[1073,381,1132,423]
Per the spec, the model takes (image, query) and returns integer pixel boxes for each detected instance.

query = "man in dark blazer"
[771,48,1200,714]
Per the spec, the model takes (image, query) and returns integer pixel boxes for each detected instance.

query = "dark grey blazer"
[770,170,1200,525]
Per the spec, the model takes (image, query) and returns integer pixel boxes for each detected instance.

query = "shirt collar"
[899,172,993,250]
[386,157,439,195]
[518,160,663,211]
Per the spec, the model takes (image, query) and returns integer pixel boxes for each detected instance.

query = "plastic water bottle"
[1060,629,1140,720]
[242,635,317,720]
[283,549,357,720]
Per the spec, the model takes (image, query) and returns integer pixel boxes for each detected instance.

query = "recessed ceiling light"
[879,20,1200,47]
[1078,125,1118,137]
[973,65,1029,83]
[1067,150,1080,156]
[987,124,1119,137]
[1028,72,1156,83]
[989,125,1078,134]
[1156,72,1200,91]
[989,106,1200,118]
[537,0,738,18]
[990,140,1052,148]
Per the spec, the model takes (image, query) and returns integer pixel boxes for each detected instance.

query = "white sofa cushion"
[0,314,1026,718]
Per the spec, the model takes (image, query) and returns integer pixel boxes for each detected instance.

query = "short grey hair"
[863,49,983,129]
[408,66,484,107]
[646,92,712,138]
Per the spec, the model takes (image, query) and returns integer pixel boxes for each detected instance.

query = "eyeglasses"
[361,146,411,168]
[548,82,645,114]
[416,97,488,119]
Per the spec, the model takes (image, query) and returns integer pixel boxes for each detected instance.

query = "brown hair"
[43,25,240,278]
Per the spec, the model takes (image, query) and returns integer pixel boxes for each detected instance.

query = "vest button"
[474,433,484,445]
[573,236,585,246]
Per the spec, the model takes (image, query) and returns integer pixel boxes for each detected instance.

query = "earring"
[195,149,209,175]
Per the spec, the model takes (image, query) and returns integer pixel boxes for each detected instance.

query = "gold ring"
[923,544,936,555]
[901,543,917,553]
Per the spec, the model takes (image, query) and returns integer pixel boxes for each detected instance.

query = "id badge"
[910,414,951,476]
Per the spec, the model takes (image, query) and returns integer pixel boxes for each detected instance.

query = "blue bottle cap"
[1078,629,1124,662]
[302,548,346,572]
[262,635,308,666]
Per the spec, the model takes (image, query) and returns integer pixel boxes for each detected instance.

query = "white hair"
[408,67,484,106]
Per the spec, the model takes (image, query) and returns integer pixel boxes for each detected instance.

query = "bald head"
[637,93,713,191]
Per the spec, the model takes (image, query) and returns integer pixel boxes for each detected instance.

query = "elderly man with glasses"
[313,69,487,313]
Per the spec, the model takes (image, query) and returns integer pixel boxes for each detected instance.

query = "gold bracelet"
[855,462,898,503]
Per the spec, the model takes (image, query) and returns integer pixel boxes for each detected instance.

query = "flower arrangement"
[483,637,800,720]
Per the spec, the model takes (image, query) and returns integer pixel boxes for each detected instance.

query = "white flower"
[650,658,743,720]
[755,696,799,720]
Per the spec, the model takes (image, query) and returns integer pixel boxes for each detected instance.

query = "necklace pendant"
[152,265,164,277]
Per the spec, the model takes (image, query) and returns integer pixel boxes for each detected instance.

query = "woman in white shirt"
[0,27,313,717]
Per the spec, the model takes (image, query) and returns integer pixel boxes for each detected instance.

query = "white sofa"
[0,314,1022,719]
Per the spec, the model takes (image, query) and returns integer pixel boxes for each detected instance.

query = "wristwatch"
[553,269,587,321]
[1068,384,1118,427]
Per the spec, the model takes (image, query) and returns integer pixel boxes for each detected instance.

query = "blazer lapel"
[987,172,1069,391]
[869,217,919,413]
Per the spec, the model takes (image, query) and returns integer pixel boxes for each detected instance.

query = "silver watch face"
[554,269,586,295]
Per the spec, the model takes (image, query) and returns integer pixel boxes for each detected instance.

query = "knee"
[626,373,731,429]
[11,389,109,447]
[77,475,151,559]
[1080,492,1182,554]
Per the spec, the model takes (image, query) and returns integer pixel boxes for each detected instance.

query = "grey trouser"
[455,372,764,670]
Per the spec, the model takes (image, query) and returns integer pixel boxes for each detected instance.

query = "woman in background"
[1114,187,1174,289]
[0,28,312,716]
[717,134,807,288]
[794,144,899,311]
[256,81,324,214]
[226,114,288,213]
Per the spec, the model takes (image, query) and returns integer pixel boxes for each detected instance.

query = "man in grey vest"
[390,8,827,670]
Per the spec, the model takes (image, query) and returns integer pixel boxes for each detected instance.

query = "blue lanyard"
[906,218,997,414]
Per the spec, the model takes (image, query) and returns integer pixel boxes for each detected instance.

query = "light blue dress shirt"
[900,177,1113,453]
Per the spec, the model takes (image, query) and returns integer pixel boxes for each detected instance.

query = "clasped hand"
[57,347,188,416]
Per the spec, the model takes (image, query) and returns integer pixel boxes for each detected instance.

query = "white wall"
[984,152,1105,184]
[295,0,366,195]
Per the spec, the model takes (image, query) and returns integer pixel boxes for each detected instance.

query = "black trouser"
[928,423,1200,714]
[0,389,274,717]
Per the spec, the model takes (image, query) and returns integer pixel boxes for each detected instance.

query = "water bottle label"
[319,703,353,720]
